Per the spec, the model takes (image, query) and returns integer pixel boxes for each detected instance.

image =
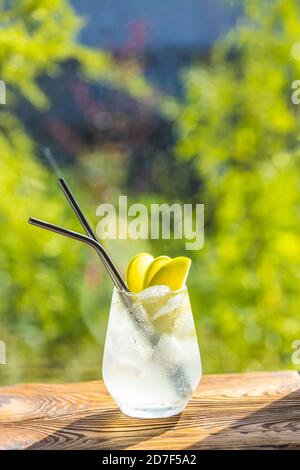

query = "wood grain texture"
[0,371,299,450]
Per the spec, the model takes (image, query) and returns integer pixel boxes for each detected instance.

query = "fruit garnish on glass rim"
[125,252,191,293]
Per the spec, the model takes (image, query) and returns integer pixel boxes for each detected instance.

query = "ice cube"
[112,322,153,363]
[152,292,184,320]
[156,332,199,365]
[139,285,171,300]
[156,334,182,364]
[174,311,194,336]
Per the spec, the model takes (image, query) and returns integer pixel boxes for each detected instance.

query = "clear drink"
[102,285,201,418]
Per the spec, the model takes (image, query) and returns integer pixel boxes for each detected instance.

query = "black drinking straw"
[58,178,97,240]
[28,217,128,292]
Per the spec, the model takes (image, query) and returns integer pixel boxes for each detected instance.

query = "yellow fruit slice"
[147,256,191,291]
[143,255,171,289]
[125,252,153,292]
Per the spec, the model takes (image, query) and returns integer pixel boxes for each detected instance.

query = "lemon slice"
[147,256,191,291]
[143,255,171,289]
[125,252,154,292]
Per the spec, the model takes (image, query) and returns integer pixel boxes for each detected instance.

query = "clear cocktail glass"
[103,285,201,418]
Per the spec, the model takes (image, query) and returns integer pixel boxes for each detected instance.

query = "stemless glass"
[102,285,202,418]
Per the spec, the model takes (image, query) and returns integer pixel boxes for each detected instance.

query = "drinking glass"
[102,285,201,418]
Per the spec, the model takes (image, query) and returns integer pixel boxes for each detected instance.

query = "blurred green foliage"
[175,0,300,372]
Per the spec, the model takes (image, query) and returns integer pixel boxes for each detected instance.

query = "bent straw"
[57,178,123,291]
[28,217,128,292]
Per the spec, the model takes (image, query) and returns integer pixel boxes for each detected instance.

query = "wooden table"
[0,371,299,450]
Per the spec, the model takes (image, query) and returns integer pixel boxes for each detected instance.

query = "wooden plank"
[0,371,299,450]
